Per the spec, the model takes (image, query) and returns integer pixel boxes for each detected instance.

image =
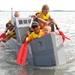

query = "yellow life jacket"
[27,30,44,42]
[8,19,12,23]
[6,30,16,39]
[36,10,50,21]
[31,30,44,39]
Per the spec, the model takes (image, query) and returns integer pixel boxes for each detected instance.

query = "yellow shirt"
[27,30,44,42]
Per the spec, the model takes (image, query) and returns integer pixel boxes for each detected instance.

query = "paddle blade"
[0,33,6,38]
[16,41,28,65]
[59,31,71,42]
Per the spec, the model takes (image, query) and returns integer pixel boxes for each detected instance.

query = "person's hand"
[30,15,37,20]
[55,24,60,31]
[1,38,6,42]
[26,31,30,36]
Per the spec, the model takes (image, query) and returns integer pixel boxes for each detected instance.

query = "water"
[0,11,75,75]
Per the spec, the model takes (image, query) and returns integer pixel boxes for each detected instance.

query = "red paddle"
[16,41,28,65]
[59,31,71,42]
[0,33,6,38]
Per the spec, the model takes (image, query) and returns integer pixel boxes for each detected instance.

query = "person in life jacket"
[0,23,16,42]
[22,21,44,43]
[36,4,50,21]
[31,4,59,31]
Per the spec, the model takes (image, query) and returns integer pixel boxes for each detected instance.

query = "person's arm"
[22,30,31,43]
[22,35,28,43]
[22,32,35,44]
[49,17,59,30]
[37,17,48,25]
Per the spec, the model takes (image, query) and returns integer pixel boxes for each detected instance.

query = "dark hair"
[6,23,12,28]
